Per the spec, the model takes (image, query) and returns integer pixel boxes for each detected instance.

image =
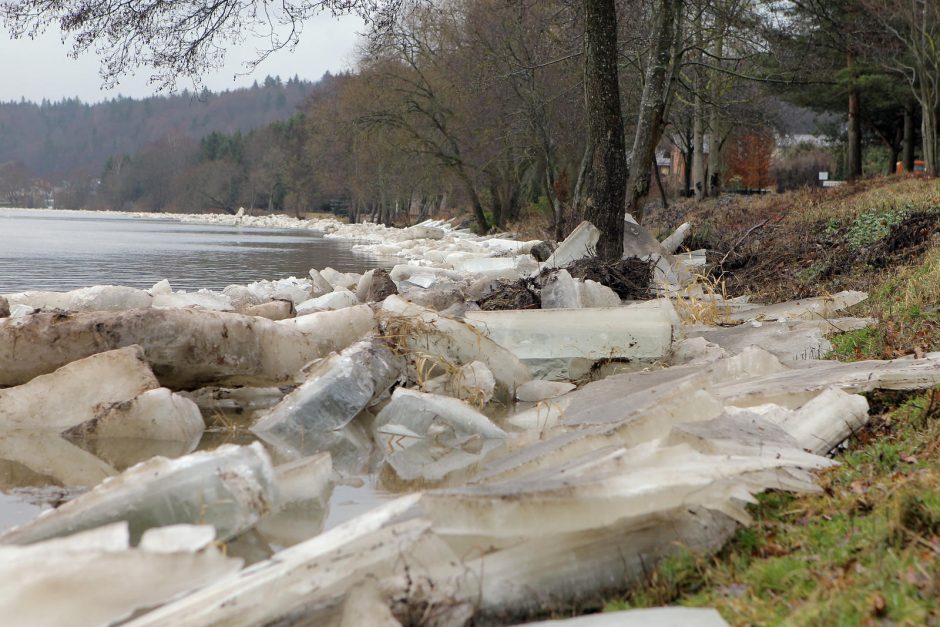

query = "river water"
[0,209,383,292]
[0,208,394,537]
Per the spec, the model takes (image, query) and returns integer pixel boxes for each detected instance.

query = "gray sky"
[0,13,364,103]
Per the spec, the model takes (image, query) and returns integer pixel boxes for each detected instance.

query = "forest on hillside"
[0,75,316,183]
[2,1,937,240]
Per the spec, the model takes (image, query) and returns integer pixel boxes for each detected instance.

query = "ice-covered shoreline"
[1,207,540,266]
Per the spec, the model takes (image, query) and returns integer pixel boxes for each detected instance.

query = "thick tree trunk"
[582,0,627,259]
[903,100,916,172]
[625,0,683,223]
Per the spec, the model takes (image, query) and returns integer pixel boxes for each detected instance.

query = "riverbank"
[2,180,939,625]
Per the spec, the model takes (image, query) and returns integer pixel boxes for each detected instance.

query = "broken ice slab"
[622,216,669,259]
[0,442,277,546]
[251,339,402,440]
[449,361,496,406]
[660,222,692,255]
[727,290,867,322]
[307,268,336,296]
[338,578,402,627]
[257,453,334,547]
[0,346,158,432]
[374,388,507,446]
[715,354,940,409]
[0,522,241,627]
[318,267,359,290]
[516,380,576,402]
[688,317,876,361]
[381,295,531,399]
[3,285,153,313]
[240,299,295,320]
[295,289,360,314]
[73,436,200,473]
[507,395,574,430]
[152,290,234,311]
[541,221,600,269]
[423,442,830,538]
[64,387,205,444]
[516,607,729,627]
[463,300,677,379]
[124,495,433,627]
[255,420,375,476]
[0,305,375,388]
[381,435,505,483]
[578,279,621,307]
[540,270,582,308]
[727,387,871,455]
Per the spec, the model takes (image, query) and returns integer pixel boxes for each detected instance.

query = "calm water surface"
[0,209,385,292]
[0,209,395,537]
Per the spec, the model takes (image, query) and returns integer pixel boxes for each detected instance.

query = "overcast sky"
[0,13,365,104]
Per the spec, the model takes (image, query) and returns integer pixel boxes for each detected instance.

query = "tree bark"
[846,53,862,181]
[903,100,916,172]
[691,11,706,201]
[625,0,683,223]
[582,0,627,259]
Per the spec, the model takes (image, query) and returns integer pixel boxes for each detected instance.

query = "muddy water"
[0,208,396,539]
[0,208,385,292]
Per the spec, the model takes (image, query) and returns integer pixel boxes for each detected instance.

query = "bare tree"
[863,0,940,176]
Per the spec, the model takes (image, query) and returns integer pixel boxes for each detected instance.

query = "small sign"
[818,171,829,181]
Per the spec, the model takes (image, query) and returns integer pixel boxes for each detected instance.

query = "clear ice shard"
[251,339,402,438]
[541,221,600,269]
[257,453,334,546]
[540,270,582,309]
[0,442,277,546]
[464,300,676,378]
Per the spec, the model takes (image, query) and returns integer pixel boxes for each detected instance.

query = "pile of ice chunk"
[0,213,926,625]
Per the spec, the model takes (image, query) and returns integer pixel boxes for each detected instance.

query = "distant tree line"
[5,0,939,239]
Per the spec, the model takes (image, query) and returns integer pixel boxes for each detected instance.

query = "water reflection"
[0,209,387,292]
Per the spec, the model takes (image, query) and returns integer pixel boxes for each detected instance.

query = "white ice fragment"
[578,279,621,308]
[0,346,158,432]
[540,270,582,309]
[516,380,576,402]
[66,387,205,444]
[541,221,600,269]
[729,291,868,322]
[660,222,692,254]
[374,388,507,444]
[517,607,728,626]
[0,522,241,627]
[139,524,217,553]
[319,267,358,290]
[407,273,438,289]
[152,290,233,311]
[295,289,360,314]
[149,279,172,296]
[308,269,336,295]
[0,443,277,546]
[0,306,375,388]
[381,296,531,399]
[450,361,496,405]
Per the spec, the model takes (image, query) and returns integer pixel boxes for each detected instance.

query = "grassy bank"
[609,177,940,625]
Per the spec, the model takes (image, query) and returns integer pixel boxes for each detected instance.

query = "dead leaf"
[871,592,887,617]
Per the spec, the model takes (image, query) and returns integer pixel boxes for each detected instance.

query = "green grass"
[605,391,940,625]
